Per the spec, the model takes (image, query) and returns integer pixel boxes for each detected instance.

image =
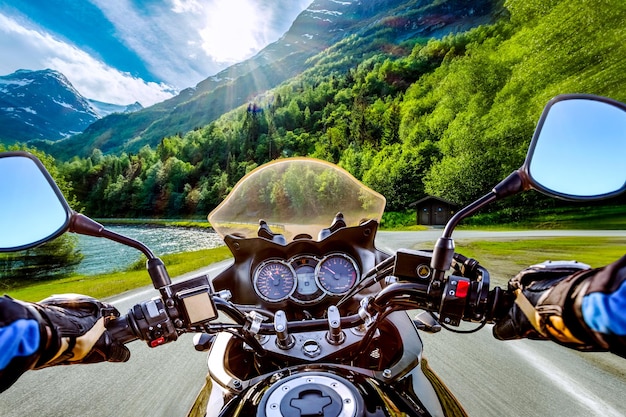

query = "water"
[75,225,224,275]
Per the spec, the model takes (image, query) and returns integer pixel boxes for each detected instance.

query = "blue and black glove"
[493,260,599,350]
[0,294,129,393]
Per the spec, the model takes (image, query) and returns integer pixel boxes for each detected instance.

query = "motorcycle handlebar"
[107,314,139,344]
[106,258,514,346]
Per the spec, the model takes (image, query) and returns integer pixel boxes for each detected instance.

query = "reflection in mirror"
[527,96,626,199]
[0,153,71,251]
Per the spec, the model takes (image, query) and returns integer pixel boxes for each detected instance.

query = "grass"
[455,236,626,286]
[98,218,214,229]
[5,246,233,302]
[463,205,626,230]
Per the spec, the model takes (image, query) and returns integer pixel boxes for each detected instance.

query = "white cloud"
[0,1,314,106]
[198,0,273,63]
[91,0,313,87]
[170,0,202,14]
[90,0,217,90]
[0,13,174,106]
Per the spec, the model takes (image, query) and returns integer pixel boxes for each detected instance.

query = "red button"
[150,337,166,347]
[456,280,469,298]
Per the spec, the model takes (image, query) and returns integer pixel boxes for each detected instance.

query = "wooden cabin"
[409,196,456,225]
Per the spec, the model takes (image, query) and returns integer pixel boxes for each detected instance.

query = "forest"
[3,0,625,220]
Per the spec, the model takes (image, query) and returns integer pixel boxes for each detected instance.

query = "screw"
[382,369,392,379]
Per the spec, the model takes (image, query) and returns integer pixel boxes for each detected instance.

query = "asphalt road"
[1,231,625,416]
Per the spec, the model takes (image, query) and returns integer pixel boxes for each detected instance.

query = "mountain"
[0,69,99,143]
[49,0,498,158]
[87,100,143,118]
[0,69,143,145]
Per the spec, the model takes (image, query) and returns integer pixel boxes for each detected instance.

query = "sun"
[199,0,267,63]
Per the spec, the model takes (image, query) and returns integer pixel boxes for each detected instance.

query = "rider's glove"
[493,261,600,350]
[33,294,130,367]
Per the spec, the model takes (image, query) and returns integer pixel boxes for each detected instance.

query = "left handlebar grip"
[107,315,139,344]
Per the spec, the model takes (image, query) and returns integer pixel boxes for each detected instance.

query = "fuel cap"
[258,373,363,417]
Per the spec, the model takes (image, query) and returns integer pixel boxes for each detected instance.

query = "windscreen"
[208,158,386,242]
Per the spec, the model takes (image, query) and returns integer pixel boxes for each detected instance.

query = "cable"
[429,312,487,333]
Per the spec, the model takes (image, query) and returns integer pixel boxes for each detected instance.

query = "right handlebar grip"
[107,314,139,344]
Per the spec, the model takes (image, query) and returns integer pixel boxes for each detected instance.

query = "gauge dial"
[290,256,324,303]
[316,254,359,295]
[253,260,296,302]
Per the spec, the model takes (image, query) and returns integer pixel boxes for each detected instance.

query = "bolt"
[382,369,392,379]
[232,380,242,389]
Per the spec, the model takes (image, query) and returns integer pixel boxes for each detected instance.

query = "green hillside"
[37,0,496,159]
[6,0,625,218]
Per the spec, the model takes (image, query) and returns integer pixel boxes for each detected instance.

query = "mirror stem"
[70,213,157,259]
[69,213,172,289]
[431,170,525,273]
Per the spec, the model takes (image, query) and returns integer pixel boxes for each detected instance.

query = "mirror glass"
[527,97,626,199]
[0,154,71,251]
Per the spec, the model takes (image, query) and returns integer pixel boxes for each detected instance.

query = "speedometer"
[316,253,359,295]
[253,260,296,302]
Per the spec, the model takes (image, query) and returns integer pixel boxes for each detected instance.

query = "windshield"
[208,158,386,242]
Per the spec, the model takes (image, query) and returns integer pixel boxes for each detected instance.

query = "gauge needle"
[323,266,335,275]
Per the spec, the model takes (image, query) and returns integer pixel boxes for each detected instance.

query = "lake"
[75,225,224,275]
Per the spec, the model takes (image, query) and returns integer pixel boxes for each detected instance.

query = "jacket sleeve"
[0,296,48,393]
[576,254,626,357]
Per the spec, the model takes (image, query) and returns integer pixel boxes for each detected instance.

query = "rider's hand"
[33,294,130,367]
[493,261,597,349]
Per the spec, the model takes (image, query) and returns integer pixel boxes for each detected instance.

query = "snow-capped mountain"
[0,69,99,143]
[0,69,142,144]
[87,99,143,118]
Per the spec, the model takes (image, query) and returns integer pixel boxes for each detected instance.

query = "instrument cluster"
[252,253,360,305]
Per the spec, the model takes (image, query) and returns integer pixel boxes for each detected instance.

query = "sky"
[0,0,313,106]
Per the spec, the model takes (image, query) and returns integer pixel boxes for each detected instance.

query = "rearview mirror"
[0,152,72,251]
[524,94,626,200]
[432,94,626,274]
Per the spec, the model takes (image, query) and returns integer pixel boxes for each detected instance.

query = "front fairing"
[211,219,389,313]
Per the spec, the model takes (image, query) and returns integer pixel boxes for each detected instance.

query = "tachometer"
[253,260,296,302]
[316,253,359,295]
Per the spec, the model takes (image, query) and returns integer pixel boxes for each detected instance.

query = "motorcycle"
[1,93,625,417]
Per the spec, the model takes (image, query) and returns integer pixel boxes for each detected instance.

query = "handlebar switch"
[131,298,178,347]
[274,310,295,349]
[439,276,471,326]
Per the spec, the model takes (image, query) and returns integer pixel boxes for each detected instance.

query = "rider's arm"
[494,254,626,357]
[0,296,47,392]
[0,294,130,393]
[578,254,626,355]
